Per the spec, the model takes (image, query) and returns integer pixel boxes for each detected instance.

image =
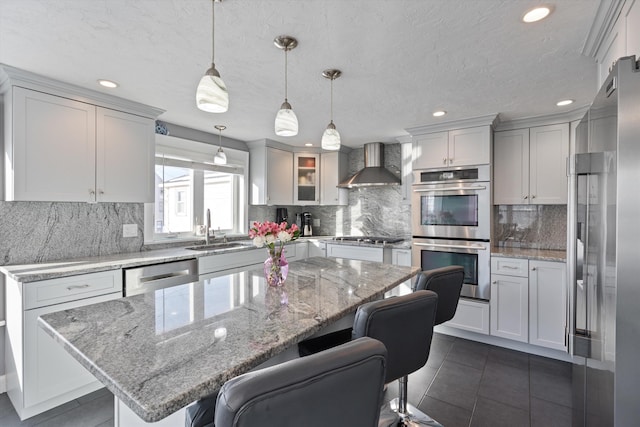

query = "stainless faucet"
[206,208,211,244]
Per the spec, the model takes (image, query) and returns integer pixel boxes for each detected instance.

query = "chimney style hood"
[338,142,401,188]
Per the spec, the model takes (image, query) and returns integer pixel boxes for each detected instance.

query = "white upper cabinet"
[248,142,293,206]
[493,129,529,204]
[413,131,448,169]
[493,123,569,205]
[1,66,163,203]
[320,151,348,206]
[248,139,351,206]
[294,153,319,205]
[10,88,97,202]
[96,107,155,203]
[8,88,154,202]
[412,125,491,169]
[448,126,491,167]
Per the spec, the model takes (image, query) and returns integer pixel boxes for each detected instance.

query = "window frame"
[145,134,248,242]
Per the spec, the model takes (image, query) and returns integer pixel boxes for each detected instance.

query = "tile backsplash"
[493,204,567,250]
[0,201,144,265]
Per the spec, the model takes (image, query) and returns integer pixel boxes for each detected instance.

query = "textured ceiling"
[0,0,600,147]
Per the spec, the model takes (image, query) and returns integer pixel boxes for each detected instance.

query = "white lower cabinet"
[6,270,123,420]
[490,256,567,350]
[491,272,529,343]
[325,243,386,263]
[198,243,308,276]
[529,260,567,351]
[387,248,412,297]
[440,298,490,335]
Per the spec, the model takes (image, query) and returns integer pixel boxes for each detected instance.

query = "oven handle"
[413,242,488,251]
[413,185,487,192]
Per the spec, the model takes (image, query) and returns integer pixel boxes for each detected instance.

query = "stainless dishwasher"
[123,258,198,296]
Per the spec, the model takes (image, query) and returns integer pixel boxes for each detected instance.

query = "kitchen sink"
[185,242,248,251]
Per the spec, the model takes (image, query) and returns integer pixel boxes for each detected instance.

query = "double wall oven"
[411,165,491,300]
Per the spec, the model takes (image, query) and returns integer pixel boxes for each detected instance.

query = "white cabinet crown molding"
[493,108,589,132]
[582,0,626,58]
[0,64,164,118]
[405,113,498,136]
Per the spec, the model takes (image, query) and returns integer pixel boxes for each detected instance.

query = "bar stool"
[352,290,439,426]
[186,337,388,427]
[414,265,465,324]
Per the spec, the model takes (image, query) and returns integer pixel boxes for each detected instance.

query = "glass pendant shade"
[196,65,229,113]
[321,69,342,151]
[275,101,298,136]
[214,147,227,165]
[321,122,341,150]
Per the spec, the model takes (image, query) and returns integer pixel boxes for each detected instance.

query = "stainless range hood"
[337,142,401,188]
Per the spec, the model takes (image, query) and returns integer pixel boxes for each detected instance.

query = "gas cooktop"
[332,236,404,245]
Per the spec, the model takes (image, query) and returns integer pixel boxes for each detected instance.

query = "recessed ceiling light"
[523,6,551,23]
[97,79,118,88]
[433,110,447,117]
[305,143,313,147]
[556,99,574,106]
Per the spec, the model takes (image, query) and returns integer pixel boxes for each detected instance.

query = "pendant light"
[214,125,227,165]
[321,69,342,150]
[196,0,229,113]
[274,36,299,137]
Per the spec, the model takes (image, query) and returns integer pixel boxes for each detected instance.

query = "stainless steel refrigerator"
[568,55,640,426]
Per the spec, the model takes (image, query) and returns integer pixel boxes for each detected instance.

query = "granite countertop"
[38,257,420,422]
[0,243,256,283]
[491,246,566,262]
[0,236,405,283]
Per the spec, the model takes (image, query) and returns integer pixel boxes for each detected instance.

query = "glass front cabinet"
[293,153,320,205]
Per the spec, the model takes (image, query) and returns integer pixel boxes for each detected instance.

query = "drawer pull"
[67,284,90,291]
[502,265,519,269]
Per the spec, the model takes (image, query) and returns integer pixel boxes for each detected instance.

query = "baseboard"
[0,374,6,394]
[435,325,574,363]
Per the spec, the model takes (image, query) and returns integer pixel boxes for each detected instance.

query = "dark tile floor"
[384,333,573,427]
[0,333,573,427]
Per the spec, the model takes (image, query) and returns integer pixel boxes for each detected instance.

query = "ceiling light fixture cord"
[284,48,288,102]
[214,124,227,165]
[211,0,215,66]
[330,76,333,124]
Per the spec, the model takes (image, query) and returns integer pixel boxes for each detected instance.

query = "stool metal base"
[389,398,443,427]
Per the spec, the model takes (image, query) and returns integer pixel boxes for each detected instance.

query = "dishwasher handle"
[124,259,198,296]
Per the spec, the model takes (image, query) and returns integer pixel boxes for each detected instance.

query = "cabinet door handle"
[67,284,90,291]
[89,189,95,195]
[98,189,104,195]
[492,281,497,284]
[449,158,453,164]
[531,267,537,271]
[523,195,528,200]
[531,195,536,199]
[442,158,447,164]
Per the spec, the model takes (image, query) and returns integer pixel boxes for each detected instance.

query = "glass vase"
[264,248,288,287]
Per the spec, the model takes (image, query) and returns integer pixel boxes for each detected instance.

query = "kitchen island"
[38,257,419,426]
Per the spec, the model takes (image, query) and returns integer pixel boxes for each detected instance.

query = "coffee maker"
[302,212,313,236]
[275,208,288,225]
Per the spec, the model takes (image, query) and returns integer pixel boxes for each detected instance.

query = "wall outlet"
[123,224,138,238]
[313,218,320,228]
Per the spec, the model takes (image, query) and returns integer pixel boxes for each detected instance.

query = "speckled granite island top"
[38,257,419,423]
[491,247,566,262]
